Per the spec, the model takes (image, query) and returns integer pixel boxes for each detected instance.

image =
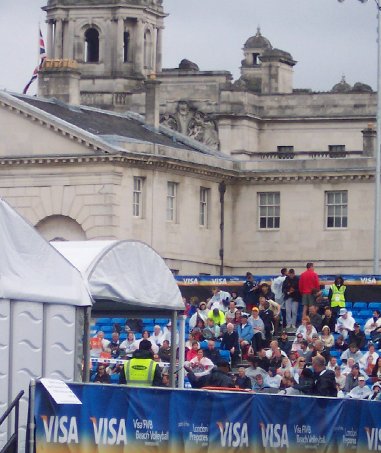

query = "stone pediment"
[0,92,108,158]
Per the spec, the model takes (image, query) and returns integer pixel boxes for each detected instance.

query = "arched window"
[123,31,130,62]
[85,28,99,63]
[144,29,153,70]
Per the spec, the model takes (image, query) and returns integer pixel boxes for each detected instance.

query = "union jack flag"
[23,29,46,94]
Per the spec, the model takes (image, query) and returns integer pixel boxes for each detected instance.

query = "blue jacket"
[237,323,254,342]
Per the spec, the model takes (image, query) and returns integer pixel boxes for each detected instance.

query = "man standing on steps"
[299,262,320,319]
[272,267,287,329]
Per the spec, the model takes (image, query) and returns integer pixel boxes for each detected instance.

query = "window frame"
[199,187,210,227]
[132,176,144,218]
[325,190,348,229]
[166,181,178,222]
[258,192,280,230]
[84,27,100,63]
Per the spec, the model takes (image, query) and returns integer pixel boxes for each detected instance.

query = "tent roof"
[0,198,92,307]
[52,240,184,312]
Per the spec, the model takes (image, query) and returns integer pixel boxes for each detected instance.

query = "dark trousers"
[251,332,263,352]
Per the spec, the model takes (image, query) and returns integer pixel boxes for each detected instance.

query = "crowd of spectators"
[90,262,381,399]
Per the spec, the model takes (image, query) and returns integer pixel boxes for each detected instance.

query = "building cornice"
[0,153,375,184]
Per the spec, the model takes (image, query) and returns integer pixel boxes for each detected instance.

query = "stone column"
[152,27,157,74]
[156,27,163,73]
[103,19,112,75]
[135,19,144,75]
[67,20,75,60]
[54,19,63,59]
[47,21,54,58]
[117,17,124,69]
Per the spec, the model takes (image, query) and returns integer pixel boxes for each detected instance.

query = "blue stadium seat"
[345,302,352,309]
[102,325,113,333]
[353,302,367,309]
[110,374,120,384]
[143,318,155,324]
[96,317,113,325]
[369,302,381,309]
[112,318,125,325]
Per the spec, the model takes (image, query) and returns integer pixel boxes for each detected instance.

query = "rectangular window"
[200,187,210,227]
[133,177,144,218]
[328,145,346,153]
[258,192,280,229]
[326,190,348,228]
[166,181,178,222]
[277,146,294,152]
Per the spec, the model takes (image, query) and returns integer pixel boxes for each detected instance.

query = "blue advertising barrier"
[33,382,381,453]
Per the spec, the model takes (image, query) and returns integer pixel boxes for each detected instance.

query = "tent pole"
[82,307,91,383]
[177,314,186,389]
[169,311,178,388]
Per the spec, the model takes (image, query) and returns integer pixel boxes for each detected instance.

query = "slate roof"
[15,94,212,154]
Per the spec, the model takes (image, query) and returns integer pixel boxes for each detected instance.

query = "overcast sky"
[0,0,378,94]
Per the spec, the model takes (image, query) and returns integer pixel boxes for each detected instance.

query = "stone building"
[0,0,379,275]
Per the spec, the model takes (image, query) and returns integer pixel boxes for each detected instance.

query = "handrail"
[0,390,24,453]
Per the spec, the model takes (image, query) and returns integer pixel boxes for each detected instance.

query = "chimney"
[38,59,81,105]
[144,75,161,129]
[362,123,376,157]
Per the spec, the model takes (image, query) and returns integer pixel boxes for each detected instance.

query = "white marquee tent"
[0,198,92,451]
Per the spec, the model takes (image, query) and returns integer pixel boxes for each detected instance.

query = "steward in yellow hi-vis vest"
[119,339,162,386]
[329,276,347,315]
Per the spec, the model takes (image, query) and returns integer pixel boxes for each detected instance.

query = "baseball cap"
[352,363,360,370]
[358,376,365,381]
[354,323,360,327]
[339,308,348,316]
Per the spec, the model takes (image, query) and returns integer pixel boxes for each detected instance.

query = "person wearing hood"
[328,276,347,319]
[367,382,381,400]
[189,301,209,329]
[119,339,162,386]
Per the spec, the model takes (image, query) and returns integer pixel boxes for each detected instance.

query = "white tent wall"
[0,299,82,452]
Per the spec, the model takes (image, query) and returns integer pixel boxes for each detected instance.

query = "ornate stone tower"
[239,28,296,94]
[40,0,166,109]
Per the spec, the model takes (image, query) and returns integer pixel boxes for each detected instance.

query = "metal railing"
[0,391,24,453]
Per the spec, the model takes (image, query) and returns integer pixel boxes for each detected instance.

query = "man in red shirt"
[299,262,320,318]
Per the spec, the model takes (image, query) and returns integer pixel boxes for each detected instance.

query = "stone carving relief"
[160,101,220,150]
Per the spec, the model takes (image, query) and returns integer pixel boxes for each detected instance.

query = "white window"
[133,177,144,217]
[167,182,178,222]
[200,187,210,227]
[258,192,280,229]
[326,191,348,228]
